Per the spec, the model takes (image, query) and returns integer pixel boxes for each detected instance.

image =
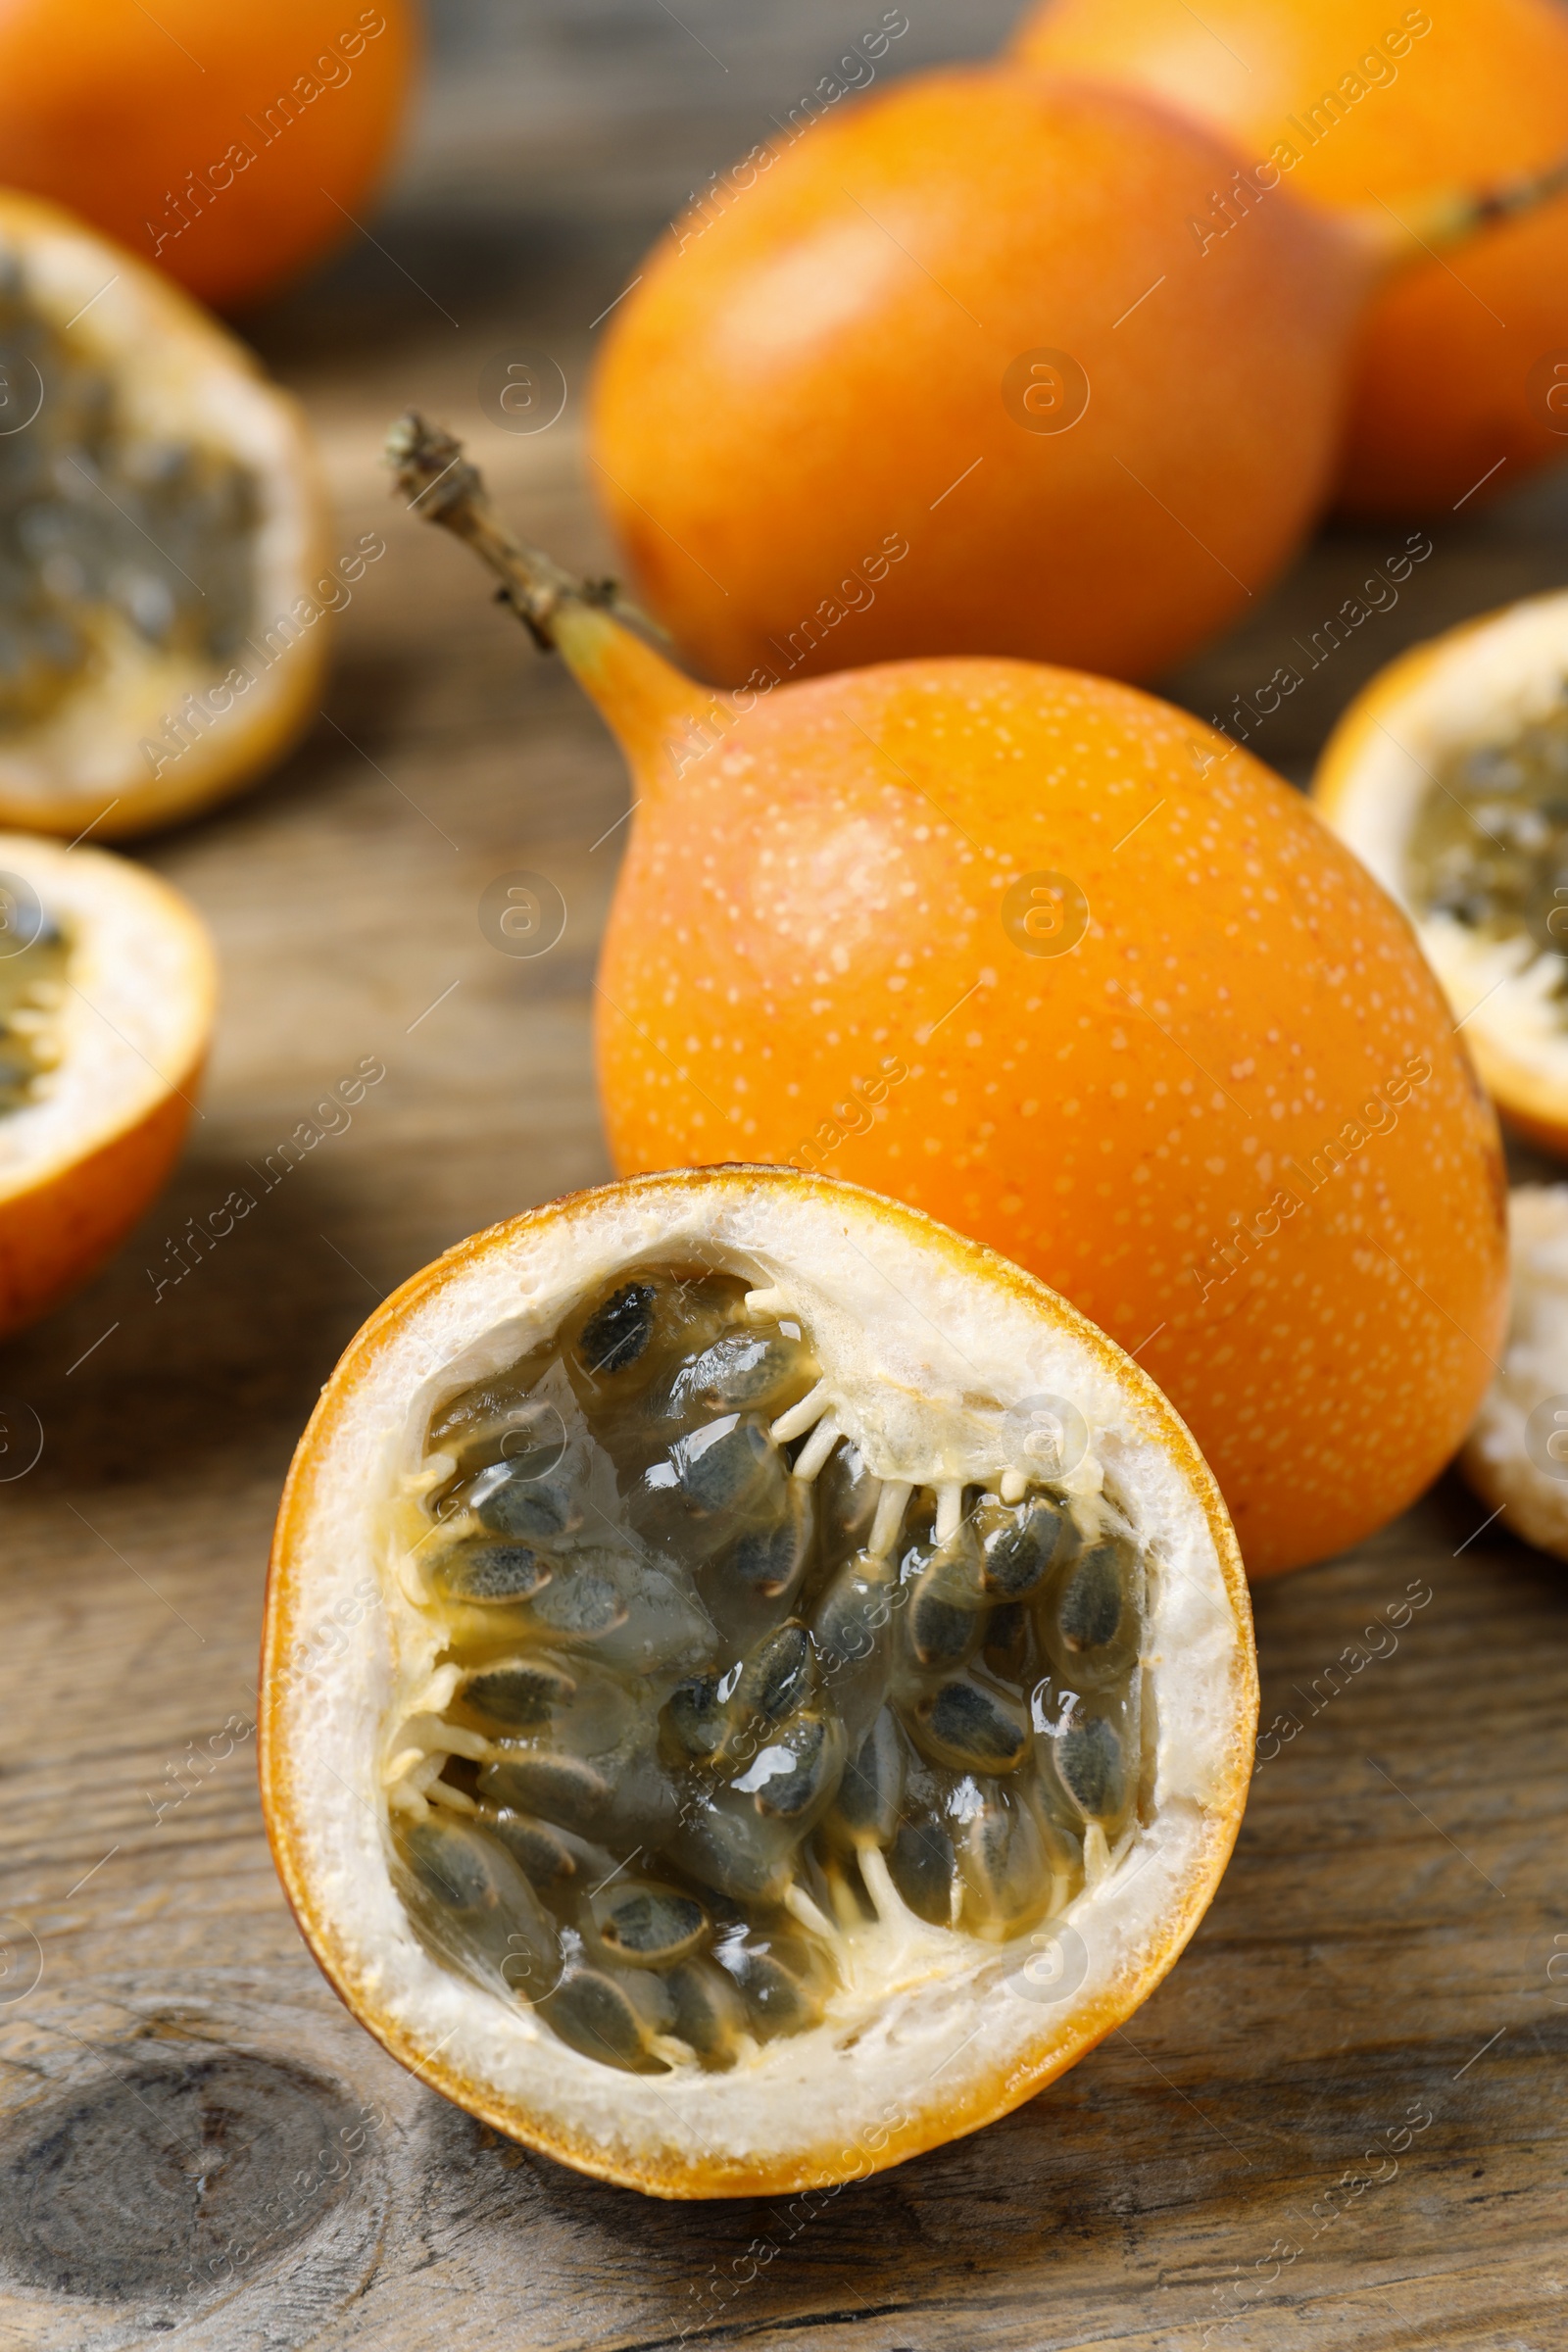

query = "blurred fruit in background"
[1314,587,1568,1153]
[0,831,215,1338]
[1012,0,1568,515]
[1463,1186,1568,1562]
[590,67,1376,687]
[0,194,334,838]
[0,0,417,311]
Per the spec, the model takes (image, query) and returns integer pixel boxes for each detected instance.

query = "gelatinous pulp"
[390,1261,1148,2073]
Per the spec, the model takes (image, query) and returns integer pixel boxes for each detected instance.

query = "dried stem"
[1368,137,1568,273]
[1472,141,1568,233]
[384,410,632,653]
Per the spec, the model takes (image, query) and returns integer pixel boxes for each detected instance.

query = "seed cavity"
[389,1259,1148,2071]
[0,257,262,734]
[1405,688,1568,979]
[0,903,68,1115]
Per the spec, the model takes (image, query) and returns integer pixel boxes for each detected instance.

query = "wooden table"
[1,5,1565,2344]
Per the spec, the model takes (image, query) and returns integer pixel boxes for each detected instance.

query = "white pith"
[0,830,213,1199]
[1317,588,1568,1096]
[0,193,325,828]
[1464,1185,1568,1560]
[267,1174,1253,2193]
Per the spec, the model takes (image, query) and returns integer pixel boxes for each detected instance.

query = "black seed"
[545,1968,668,2071]
[664,1959,743,2065]
[1056,1714,1126,1821]
[628,1415,790,1569]
[664,1673,725,1759]
[736,1711,839,1820]
[528,1568,627,1641]
[430,1540,552,1605]
[672,1329,811,1414]
[913,1679,1030,1774]
[485,1731,675,1847]
[956,1786,1049,1926]
[981,1496,1071,1601]
[909,1591,978,1669]
[736,1623,815,1725]
[832,1709,904,1845]
[887,1818,956,1926]
[815,1556,892,1667]
[677,1413,780,1517]
[578,1282,657,1379]
[818,1441,882,1561]
[428,1370,554,1463]
[394,1815,561,1993]
[401,1815,497,1913]
[461,1658,576,1729]
[1056,1541,1125,1653]
[469,1458,577,1542]
[906,1535,986,1669]
[482,1809,579,1889]
[725,1487,810,1600]
[982,1600,1030,1683]
[667,1791,798,1903]
[713,1937,817,2036]
[594,1884,708,1965]
[477,1751,611,1830]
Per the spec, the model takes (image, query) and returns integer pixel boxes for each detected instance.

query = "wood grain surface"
[2,5,1566,2346]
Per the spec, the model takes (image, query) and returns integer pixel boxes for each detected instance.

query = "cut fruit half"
[0,829,215,1337]
[1463,1184,1568,1560]
[1314,590,1568,1152]
[261,1168,1256,2198]
[0,192,331,839]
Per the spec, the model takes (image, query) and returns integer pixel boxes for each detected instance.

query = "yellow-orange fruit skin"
[0,0,417,310]
[594,657,1507,1578]
[1013,0,1568,515]
[0,1071,200,1339]
[589,67,1368,687]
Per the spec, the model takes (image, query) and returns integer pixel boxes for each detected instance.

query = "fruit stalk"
[1357,138,1568,273]
[386,411,701,758]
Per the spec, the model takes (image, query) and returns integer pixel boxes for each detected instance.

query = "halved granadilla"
[261,1168,1255,2197]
